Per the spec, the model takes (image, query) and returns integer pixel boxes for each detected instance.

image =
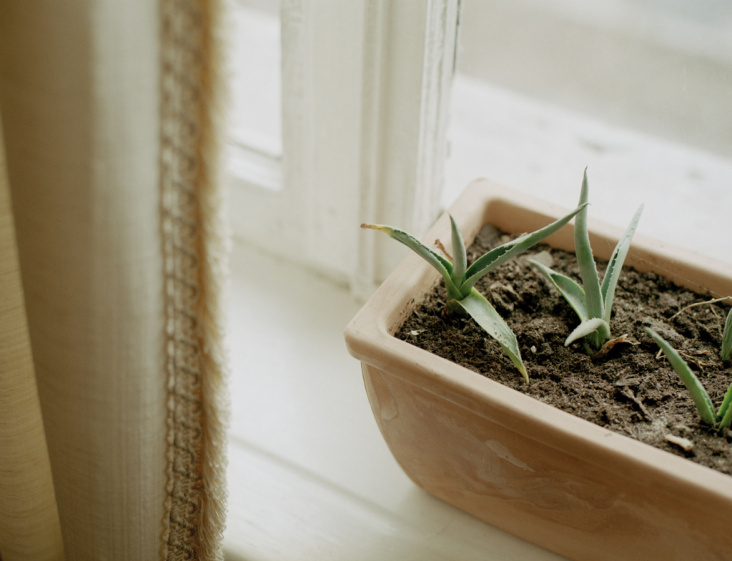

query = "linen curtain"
[0,1,228,559]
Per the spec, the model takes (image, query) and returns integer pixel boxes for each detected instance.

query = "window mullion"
[352,0,460,299]
[228,0,459,294]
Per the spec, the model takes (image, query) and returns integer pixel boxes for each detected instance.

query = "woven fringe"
[159,0,229,559]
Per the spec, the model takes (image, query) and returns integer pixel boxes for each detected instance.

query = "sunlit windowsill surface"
[223,187,729,560]
[444,75,732,262]
[223,75,732,561]
[223,240,570,561]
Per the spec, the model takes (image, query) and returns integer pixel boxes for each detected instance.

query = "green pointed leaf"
[601,204,643,325]
[449,215,468,292]
[565,317,610,347]
[529,259,588,322]
[362,223,463,299]
[716,382,732,428]
[575,169,604,322]
[718,403,732,429]
[646,328,716,426]
[453,289,528,383]
[461,202,588,292]
[721,308,732,361]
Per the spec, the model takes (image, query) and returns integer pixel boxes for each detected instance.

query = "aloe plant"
[362,204,586,382]
[646,328,732,429]
[722,308,732,362]
[529,170,643,354]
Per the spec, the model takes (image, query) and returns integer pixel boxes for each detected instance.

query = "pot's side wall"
[347,182,732,560]
[362,363,731,561]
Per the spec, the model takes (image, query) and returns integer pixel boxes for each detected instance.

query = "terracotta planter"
[344,180,732,561]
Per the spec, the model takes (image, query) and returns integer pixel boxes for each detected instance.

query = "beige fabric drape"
[0,1,228,559]
[0,117,64,561]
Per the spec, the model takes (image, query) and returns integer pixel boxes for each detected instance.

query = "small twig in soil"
[708,305,728,339]
[665,434,694,452]
[671,296,732,320]
[655,347,714,370]
[616,387,652,421]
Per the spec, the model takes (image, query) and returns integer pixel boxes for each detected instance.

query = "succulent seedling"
[722,308,732,361]
[646,327,732,429]
[530,169,643,355]
[362,203,586,382]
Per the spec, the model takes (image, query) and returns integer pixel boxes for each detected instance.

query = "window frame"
[227,0,460,298]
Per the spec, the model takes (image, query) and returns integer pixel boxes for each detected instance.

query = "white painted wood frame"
[227,0,460,298]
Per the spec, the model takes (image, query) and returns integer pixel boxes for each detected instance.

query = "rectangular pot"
[344,180,732,561]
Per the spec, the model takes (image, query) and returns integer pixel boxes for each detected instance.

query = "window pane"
[227,0,282,188]
[446,0,732,257]
[456,0,732,155]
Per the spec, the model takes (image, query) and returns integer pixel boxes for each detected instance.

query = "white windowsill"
[223,73,732,560]
[445,75,732,262]
[223,240,568,561]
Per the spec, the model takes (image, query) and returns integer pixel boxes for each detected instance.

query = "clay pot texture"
[344,180,732,561]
